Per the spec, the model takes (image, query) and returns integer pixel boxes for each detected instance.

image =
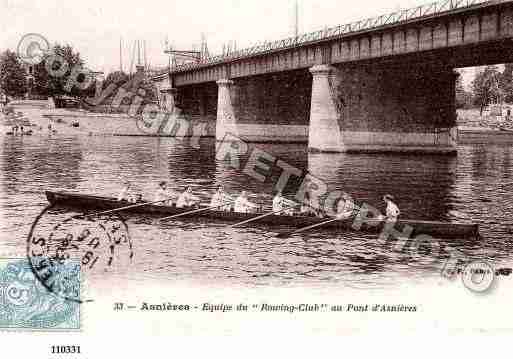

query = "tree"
[455,74,472,109]
[32,43,91,98]
[501,63,513,103]
[104,71,129,89]
[472,65,501,115]
[0,50,27,98]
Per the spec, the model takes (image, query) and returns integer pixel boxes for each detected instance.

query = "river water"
[1,126,513,291]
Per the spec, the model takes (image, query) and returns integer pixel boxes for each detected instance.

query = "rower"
[210,185,233,211]
[300,192,313,216]
[133,193,144,203]
[272,191,296,215]
[383,194,400,221]
[300,192,323,218]
[154,181,175,206]
[176,187,201,208]
[234,191,259,213]
[336,193,355,219]
[117,182,132,201]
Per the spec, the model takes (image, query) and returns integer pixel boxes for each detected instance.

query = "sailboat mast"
[144,40,147,70]
[294,0,299,37]
[137,40,141,66]
[119,37,123,72]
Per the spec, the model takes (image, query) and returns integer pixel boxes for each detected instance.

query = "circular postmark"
[26,204,134,303]
[17,33,50,65]
[461,260,495,293]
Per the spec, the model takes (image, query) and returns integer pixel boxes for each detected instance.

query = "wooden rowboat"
[45,191,479,239]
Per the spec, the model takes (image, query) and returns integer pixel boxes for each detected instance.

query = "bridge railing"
[166,0,491,74]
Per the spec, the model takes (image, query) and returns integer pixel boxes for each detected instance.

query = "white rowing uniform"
[117,186,130,201]
[336,199,355,219]
[210,191,232,211]
[273,194,295,215]
[176,191,200,208]
[300,197,312,215]
[386,201,400,221]
[154,187,176,206]
[234,196,257,213]
[272,195,284,212]
[210,192,223,207]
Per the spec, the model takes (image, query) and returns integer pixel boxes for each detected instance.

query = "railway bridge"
[152,0,513,154]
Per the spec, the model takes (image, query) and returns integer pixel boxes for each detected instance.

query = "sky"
[0,0,483,86]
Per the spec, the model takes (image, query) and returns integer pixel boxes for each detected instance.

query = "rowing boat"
[45,191,479,239]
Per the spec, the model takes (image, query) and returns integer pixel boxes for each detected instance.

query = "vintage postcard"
[1,0,513,356]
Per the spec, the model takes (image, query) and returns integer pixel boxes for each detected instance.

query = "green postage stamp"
[0,258,80,330]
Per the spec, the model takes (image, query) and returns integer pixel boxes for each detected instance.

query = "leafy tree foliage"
[501,63,513,103]
[0,50,27,98]
[455,74,472,109]
[32,43,91,98]
[472,65,501,115]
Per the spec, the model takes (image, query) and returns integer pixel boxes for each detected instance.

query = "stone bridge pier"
[155,81,218,137]
[214,63,458,154]
[215,70,311,142]
[152,0,513,154]
[308,64,458,154]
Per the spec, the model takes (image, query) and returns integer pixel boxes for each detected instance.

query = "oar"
[228,206,295,229]
[92,197,175,217]
[277,216,347,239]
[159,201,233,222]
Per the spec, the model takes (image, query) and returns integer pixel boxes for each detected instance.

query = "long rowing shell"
[45,191,479,239]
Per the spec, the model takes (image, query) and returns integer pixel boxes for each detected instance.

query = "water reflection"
[2,136,83,196]
[1,134,513,287]
[308,152,457,220]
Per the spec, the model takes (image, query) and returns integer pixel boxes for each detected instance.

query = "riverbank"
[457,108,513,144]
[5,101,513,144]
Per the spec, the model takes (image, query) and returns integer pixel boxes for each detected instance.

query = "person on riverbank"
[383,194,400,221]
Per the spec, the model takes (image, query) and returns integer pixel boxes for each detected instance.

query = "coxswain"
[272,191,296,215]
[117,182,132,201]
[210,185,233,211]
[154,181,175,206]
[234,191,259,213]
[336,193,355,219]
[383,194,400,221]
[176,187,201,208]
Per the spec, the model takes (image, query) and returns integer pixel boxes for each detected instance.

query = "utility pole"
[165,37,171,70]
